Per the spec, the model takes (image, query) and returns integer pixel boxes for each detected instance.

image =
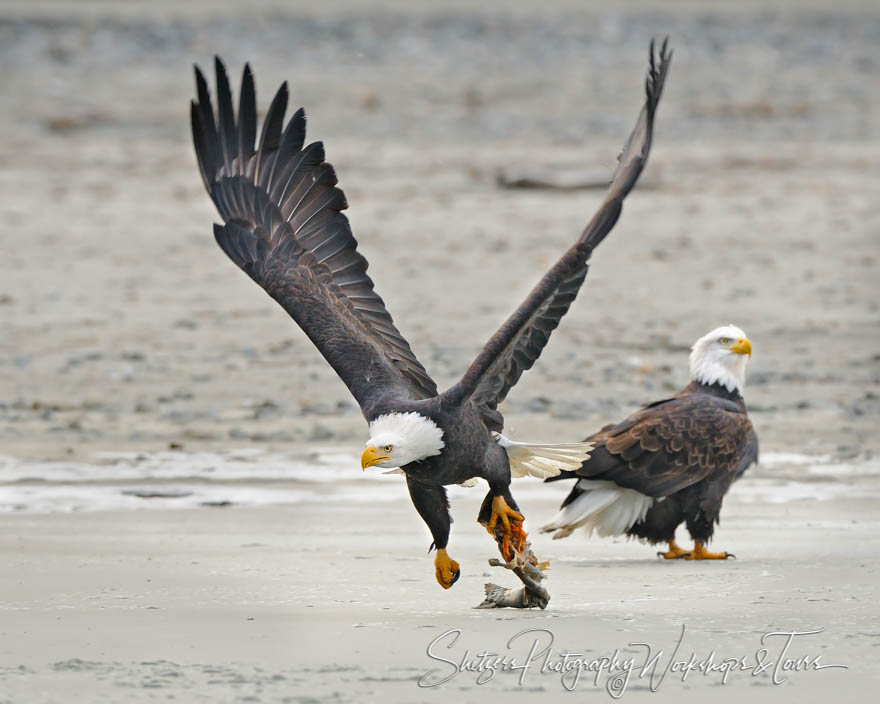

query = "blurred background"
[0,0,878,509]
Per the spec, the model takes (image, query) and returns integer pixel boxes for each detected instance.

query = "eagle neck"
[686,380,745,405]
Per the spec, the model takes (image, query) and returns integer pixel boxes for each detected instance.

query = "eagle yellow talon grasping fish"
[191,40,671,591]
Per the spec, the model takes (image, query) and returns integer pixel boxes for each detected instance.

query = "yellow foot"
[657,540,689,559]
[485,495,526,561]
[486,495,524,534]
[434,548,461,589]
[682,541,735,560]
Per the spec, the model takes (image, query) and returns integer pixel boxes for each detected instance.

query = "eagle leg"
[405,476,461,589]
[434,548,461,589]
[657,539,690,559]
[682,541,734,560]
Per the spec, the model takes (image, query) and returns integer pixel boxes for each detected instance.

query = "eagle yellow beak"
[361,445,390,470]
[729,337,752,357]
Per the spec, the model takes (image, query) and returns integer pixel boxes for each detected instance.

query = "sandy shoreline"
[2,489,879,702]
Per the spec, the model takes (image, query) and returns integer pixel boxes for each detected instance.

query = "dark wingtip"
[213,57,232,104]
[214,56,230,93]
[645,36,673,115]
[193,64,207,93]
[294,105,306,120]
[238,62,258,165]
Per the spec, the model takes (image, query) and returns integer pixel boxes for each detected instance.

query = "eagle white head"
[361,412,445,470]
[689,324,752,394]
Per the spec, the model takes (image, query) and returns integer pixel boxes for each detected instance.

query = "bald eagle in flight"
[191,41,671,588]
[542,325,758,559]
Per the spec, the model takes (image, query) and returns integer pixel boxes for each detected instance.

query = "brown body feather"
[192,61,437,412]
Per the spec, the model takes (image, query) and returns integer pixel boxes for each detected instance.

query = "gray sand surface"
[2,490,879,702]
[1,0,878,701]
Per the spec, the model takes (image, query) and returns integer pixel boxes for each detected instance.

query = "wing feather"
[214,57,238,177]
[449,39,672,430]
[237,65,257,170]
[192,58,438,413]
[253,81,287,187]
[573,390,756,497]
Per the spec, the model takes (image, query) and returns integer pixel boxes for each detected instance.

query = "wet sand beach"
[2,473,879,702]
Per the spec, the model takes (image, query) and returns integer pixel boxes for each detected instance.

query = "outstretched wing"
[562,392,755,498]
[447,39,672,430]
[191,59,437,415]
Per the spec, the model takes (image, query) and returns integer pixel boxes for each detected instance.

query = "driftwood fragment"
[496,168,658,192]
[475,536,551,610]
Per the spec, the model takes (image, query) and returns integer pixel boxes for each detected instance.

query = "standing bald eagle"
[191,41,671,588]
[542,325,758,559]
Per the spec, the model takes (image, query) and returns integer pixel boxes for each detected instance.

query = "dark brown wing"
[734,426,759,480]
[191,59,437,414]
[446,39,672,430]
[571,391,755,498]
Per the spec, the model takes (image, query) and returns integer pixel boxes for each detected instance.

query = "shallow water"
[2,449,876,513]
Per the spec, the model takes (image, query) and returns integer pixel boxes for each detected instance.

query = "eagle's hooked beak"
[728,337,752,357]
[361,445,390,470]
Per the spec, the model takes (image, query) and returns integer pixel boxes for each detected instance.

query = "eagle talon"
[484,495,527,561]
[682,541,732,560]
[657,540,690,559]
[486,495,524,535]
[434,548,461,589]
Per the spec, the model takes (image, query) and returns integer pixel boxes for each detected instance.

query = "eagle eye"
[383,445,393,453]
[718,337,731,345]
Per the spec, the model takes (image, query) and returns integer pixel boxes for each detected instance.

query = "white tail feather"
[493,433,593,479]
[541,479,655,539]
